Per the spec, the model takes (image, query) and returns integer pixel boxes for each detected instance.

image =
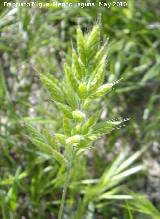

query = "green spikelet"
[56,102,73,119]
[82,111,100,134]
[78,82,87,99]
[63,117,71,136]
[64,63,79,92]
[72,49,84,80]
[91,83,113,98]
[77,27,86,65]
[66,135,83,145]
[94,40,108,65]
[40,73,64,103]
[87,25,100,61]
[89,59,106,92]
[92,120,123,136]
[55,133,66,145]
[62,81,78,109]
[72,110,86,121]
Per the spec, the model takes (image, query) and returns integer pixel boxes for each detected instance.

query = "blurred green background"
[0,0,160,218]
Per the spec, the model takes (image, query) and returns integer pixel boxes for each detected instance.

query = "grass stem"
[58,146,74,219]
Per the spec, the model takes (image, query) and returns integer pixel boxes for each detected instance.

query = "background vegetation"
[0,0,160,218]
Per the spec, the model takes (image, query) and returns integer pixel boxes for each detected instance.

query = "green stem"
[58,146,74,219]
[1,204,6,219]
[0,193,6,219]
[76,198,88,219]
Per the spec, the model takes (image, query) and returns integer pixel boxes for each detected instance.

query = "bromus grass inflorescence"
[26,25,145,219]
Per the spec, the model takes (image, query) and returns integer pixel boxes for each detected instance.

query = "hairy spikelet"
[89,59,106,92]
[56,102,73,119]
[82,111,100,134]
[40,73,64,103]
[72,110,86,121]
[72,49,84,80]
[87,25,100,61]
[91,83,113,98]
[92,120,123,135]
[77,27,86,65]
[78,82,87,99]
[63,117,71,136]
[64,63,79,92]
